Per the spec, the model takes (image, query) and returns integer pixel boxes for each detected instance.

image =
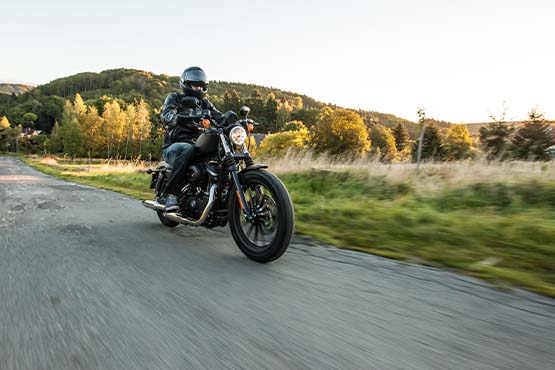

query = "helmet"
[179,66,208,99]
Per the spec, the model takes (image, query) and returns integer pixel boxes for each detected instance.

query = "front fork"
[220,134,254,222]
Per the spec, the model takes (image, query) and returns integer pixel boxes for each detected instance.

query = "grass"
[20,154,555,297]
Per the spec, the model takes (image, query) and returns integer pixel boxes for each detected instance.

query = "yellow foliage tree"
[443,124,475,160]
[0,116,10,129]
[256,128,309,158]
[101,100,126,158]
[310,107,371,157]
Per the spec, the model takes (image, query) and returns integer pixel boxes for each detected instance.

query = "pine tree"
[412,125,444,161]
[510,108,555,161]
[392,122,409,151]
[479,109,515,161]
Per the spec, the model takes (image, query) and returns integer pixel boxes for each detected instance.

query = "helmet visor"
[184,69,208,84]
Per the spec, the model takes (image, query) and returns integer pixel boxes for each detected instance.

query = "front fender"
[241,164,269,173]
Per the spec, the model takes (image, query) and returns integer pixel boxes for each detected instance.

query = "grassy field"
[21,154,555,297]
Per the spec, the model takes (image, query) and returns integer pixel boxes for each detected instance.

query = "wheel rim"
[238,183,279,248]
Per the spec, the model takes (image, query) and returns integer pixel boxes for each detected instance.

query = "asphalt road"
[1,156,554,370]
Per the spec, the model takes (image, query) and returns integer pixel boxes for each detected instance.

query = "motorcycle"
[142,99,294,263]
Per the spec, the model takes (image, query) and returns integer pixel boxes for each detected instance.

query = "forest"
[1,68,554,162]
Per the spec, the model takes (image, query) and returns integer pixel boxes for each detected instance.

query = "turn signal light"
[247,123,254,132]
[202,119,210,128]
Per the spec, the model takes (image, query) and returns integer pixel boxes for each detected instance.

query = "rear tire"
[229,170,294,263]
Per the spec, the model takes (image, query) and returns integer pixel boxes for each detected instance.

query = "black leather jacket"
[160,92,223,149]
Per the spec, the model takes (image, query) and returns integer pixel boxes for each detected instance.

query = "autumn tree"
[256,127,309,158]
[310,107,371,157]
[101,100,126,158]
[443,124,475,160]
[369,124,397,162]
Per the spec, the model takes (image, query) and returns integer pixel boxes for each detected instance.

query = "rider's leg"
[162,142,195,199]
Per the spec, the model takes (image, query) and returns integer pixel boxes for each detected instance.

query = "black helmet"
[180,66,208,99]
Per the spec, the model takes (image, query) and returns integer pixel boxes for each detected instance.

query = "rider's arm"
[160,93,180,126]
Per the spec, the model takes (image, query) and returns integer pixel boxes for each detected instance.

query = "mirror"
[239,106,251,117]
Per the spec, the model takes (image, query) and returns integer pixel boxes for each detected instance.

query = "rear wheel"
[229,171,294,263]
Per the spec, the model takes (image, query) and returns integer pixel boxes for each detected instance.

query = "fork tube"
[220,134,253,221]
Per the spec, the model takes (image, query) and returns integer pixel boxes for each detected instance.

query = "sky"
[2,0,554,122]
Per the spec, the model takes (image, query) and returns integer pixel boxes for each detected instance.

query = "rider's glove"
[165,110,177,127]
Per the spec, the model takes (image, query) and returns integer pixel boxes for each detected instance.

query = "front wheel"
[229,170,294,263]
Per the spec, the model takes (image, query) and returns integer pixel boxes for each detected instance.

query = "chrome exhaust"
[162,184,217,227]
[142,200,166,211]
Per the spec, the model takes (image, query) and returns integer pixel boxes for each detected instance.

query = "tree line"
[256,107,555,162]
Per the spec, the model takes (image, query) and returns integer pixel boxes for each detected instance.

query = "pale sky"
[2,0,554,122]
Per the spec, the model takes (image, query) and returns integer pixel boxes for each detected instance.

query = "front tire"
[229,170,294,263]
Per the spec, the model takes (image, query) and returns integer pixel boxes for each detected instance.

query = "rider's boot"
[164,194,179,212]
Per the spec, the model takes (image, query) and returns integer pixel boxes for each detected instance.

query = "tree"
[392,122,410,152]
[101,100,126,158]
[510,108,555,161]
[46,121,63,154]
[263,93,278,132]
[369,124,397,162]
[479,107,515,160]
[412,125,444,161]
[0,116,9,129]
[22,112,38,128]
[59,110,83,158]
[479,122,515,160]
[310,107,371,157]
[256,128,309,158]
[443,124,475,160]
[415,107,427,169]
[80,106,103,157]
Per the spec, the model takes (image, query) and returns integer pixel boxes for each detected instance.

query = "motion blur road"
[1,156,554,370]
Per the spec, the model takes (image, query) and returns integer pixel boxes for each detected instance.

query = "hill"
[0,83,34,95]
[0,68,443,135]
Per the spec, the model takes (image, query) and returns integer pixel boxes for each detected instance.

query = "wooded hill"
[0,68,437,136]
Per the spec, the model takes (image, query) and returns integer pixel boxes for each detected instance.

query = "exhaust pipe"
[142,200,166,211]
[162,184,218,226]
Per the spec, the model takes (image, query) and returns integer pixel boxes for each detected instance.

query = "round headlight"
[229,126,247,146]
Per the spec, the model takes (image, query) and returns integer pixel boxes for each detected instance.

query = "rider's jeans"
[162,142,195,195]
[163,142,194,168]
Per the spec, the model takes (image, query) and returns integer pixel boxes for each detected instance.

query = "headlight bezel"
[229,126,247,146]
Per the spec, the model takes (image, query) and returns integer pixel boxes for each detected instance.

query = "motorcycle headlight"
[229,126,247,146]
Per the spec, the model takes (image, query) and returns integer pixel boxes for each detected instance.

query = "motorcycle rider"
[160,66,223,211]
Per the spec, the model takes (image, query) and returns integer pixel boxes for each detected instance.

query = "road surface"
[1,156,554,370]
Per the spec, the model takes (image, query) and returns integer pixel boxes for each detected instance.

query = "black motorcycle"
[142,101,294,263]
